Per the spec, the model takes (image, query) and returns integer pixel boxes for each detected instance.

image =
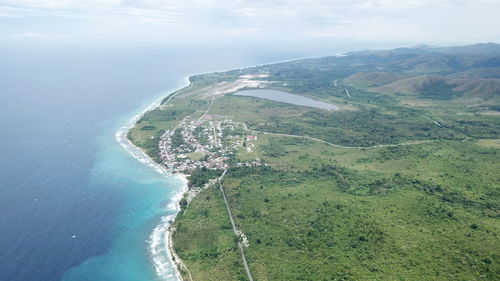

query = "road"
[237,121,431,149]
[217,170,254,281]
[196,90,217,123]
[167,85,448,281]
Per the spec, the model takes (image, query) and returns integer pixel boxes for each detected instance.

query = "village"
[158,115,262,173]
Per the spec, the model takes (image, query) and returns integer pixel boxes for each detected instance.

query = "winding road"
[236,121,432,149]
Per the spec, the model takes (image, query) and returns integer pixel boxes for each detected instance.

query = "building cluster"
[158,116,245,173]
[235,158,262,167]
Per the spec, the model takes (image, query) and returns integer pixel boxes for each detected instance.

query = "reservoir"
[234,89,339,110]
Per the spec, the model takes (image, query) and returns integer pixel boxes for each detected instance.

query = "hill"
[337,44,500,102]
[451,67,500,79]
[344,72,405,87]
[343,43,500,75]
[371,75,458,97]
[454,78,500,99]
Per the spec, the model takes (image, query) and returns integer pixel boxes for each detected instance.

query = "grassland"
[174,136,499,280]
[128,46,500,280]
[173,185,247,281]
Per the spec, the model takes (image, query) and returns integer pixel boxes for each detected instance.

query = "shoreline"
[114,63,298,281]
[115,78,192,281]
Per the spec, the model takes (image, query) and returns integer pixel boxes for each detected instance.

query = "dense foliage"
[187,167,224,188]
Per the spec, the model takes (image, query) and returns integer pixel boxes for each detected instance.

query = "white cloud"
[219,27,260,37]
[1,0,499,44]
[12,31,47,38]
[12,31,69,38]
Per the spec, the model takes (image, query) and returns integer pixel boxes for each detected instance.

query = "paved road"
[217,170,254,281]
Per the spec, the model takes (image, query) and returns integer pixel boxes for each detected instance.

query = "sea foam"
[115,80,189,281]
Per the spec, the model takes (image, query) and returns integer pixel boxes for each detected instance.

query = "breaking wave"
[114,83,189,281]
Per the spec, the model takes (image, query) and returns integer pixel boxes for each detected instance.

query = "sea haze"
[0,44,328,281]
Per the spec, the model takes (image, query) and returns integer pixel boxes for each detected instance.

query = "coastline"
[115,78,192,281]
[112,62,308,281]
[110,47,500,281]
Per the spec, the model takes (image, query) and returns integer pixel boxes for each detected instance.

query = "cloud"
[12,31,47,38]
[0,0,498,23]
[12,31,69,38]
[1,0,499,45]
[308,20,424,41]
[219,27,260,37]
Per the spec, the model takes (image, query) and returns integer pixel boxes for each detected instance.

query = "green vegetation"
[186,151,205,161]
[187,168,223,188]
[129,44,500,280]
[176,140,499,280]
[171,128,184,149]
[173,185,248,281]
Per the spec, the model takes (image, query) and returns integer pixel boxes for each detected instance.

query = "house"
[246,135,257,141]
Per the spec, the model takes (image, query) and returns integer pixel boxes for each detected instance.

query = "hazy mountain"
[340,43,500,101]
[453,78,500,99]
[431,42,500,55]
[372,75,454,94]
[450,67,500,79]
[344,72,406,87]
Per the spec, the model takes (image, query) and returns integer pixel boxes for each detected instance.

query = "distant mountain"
[362,74,500,100]
[389,54,471,73]
[431,43,500,56]
[450,67,500,79]
[453,78,500,99]
[372,75,454,94]
[344,72,404,87]
[342,43,500,75]
[338,43,500,101]
[348,42,500,57]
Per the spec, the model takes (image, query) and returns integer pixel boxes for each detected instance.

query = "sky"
[1,0,500,47]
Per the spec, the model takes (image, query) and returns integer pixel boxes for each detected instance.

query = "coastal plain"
[129,44,500,280]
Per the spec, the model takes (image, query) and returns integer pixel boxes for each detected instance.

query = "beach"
[116,80,192,281]
[0,43,309,281]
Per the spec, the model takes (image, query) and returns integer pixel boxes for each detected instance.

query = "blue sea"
[0,43,341,281]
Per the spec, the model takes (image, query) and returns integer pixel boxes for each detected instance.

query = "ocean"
[0,43,338,281]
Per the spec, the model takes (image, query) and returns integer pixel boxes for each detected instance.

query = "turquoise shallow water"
[0,44,337,281]
[62,92,185,281]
